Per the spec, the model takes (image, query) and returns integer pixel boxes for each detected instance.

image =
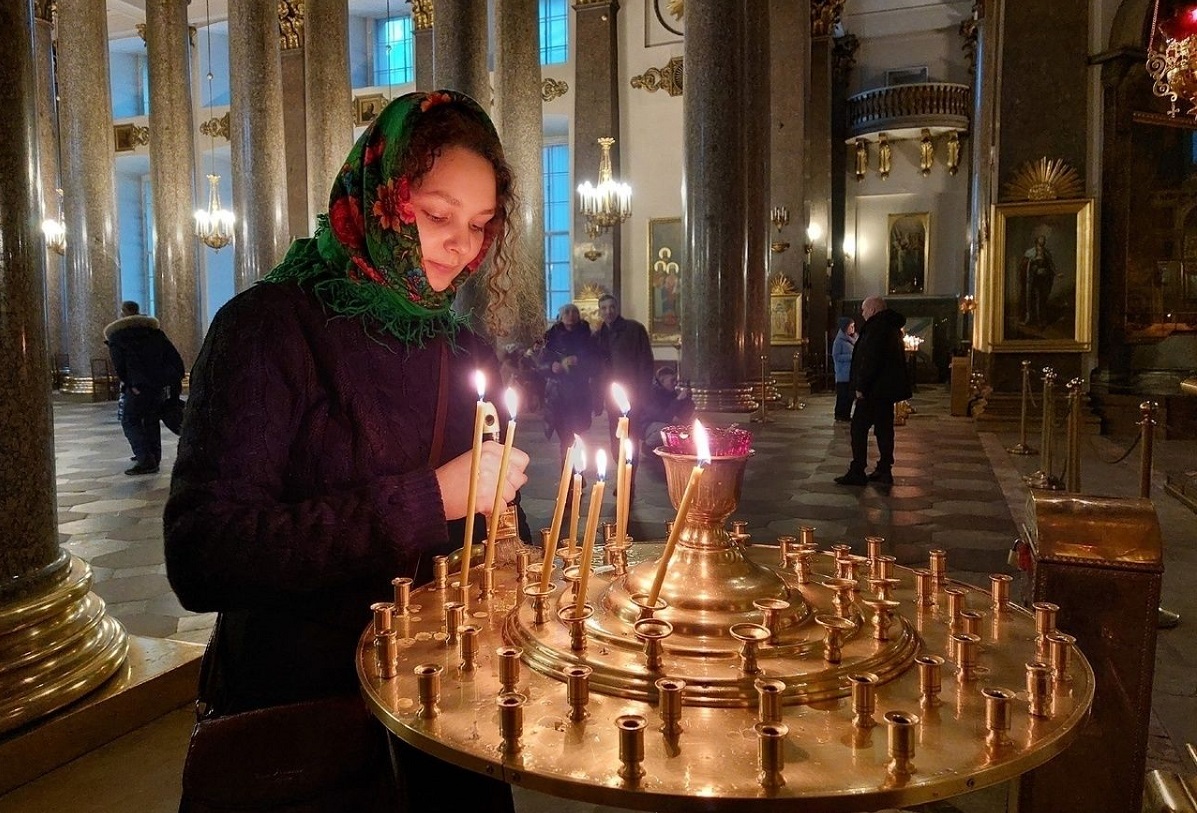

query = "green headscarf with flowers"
[261,90,499,345]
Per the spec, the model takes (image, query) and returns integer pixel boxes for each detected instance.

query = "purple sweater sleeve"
[164,288,450,612]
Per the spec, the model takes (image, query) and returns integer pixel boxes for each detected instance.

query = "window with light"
[543,143,572,317]
[539,0,568,65]
[375,16,415,86]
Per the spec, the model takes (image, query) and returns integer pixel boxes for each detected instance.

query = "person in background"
[539,303,595,463]
[834,295,911,487]
[641,365,695,453]
[593,293,656,456]
[104,300,184,476]
[831,316,857,422]
[164,91,527,812]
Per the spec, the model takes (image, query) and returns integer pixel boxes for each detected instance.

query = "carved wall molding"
[630,55,683,97]
[1002,157,1084,202]
[278,1,304,50]
[200,112,231,142]
[542,78,569,102]
[408,0,434,31]
[811,0,845,38]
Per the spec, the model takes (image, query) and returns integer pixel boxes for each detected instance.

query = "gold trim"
[1002,157,1084,202]
[919,129,935,176]
[199,112,230,142]
[113,123,150,152]
[878,133,892,178]
[409,0,434,31]
[542,78,569,102]
[33,1,55,23]
[278,0,304,50]
[768,273,798,295]
[630,56,683,97]
[947,131,962,175]
[811,0,846,38]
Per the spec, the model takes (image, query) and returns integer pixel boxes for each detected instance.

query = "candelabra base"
[1006,442,1038,456]
[1024,470,1064,490]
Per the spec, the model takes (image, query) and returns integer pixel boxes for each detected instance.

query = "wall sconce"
[804,221,823,257]
[919,129,934,177]
[770,206,790,253]
[878,134,892,179]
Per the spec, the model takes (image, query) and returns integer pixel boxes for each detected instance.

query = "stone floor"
[3,386,1195,812]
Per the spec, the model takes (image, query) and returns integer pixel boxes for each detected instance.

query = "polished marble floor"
[2,386,1195,812]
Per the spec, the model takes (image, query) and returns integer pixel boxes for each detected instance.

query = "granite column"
[805,7,835,379]
[146,0,201,368]
[228,0,290,290]
[304,0,351,231]
[33,2,64,365]
[279,2,309,239]
[411,0,434,91]
[742,7,771,387]
[495,0,546,345]
[0,0,126,735]
[57,0,121,391]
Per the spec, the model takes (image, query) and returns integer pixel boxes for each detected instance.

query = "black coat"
[849,308,913,404]
[104,314,185,394]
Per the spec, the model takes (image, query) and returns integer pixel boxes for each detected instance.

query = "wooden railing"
[847,83,972,137]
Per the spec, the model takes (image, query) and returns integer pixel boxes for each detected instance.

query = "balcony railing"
[847,83,972,139]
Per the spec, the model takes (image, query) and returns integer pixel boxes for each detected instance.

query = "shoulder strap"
[428,341,449,467]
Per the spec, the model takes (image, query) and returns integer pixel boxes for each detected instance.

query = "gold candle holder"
[866,535,885,565]
[798,525,816,548]
[479,566,496,599]
[754,598,790,642]
[916,654,944,708]
[1033,602,1059,641]
[1047,631,1075,682]
[657,677,686,734]
[566,665,593,722]
[835,554,860,582]
[559,603,593,653]
[867,577,901,603]
[444,601,465,646]
[515,548,531,582]
[756,722,788,789]
[459,624,480,672]
[376,629,398,680]
[635,618,673,672]
[450,580,470,610]
[865,598,901,641]
[959,610,982,637]
[928,549,947,586]
[990,573,1012,611]
[831,543,852,563]
[953,632,981,681]
[539,527,554,557]
[756,678,785,724]
[788,549,814,585]
[606,540,631,576]
[943,587,966,628]
[616,715,648,782]
[1026,661,1053,718]
[371,601,394,636]
[415,663,442,719]
[982,687,1016,750]
[522,583,556,626]
[777,534,796,567]
[392,577,412,615]
[630,592,668,621]
[914,569,935,607]
[603,520,618,541]
[433,555,449,590]
[730,519,750,544]
[874,554,896,581]
[885,711,920,780]
[850,672,880,728]
[824,577,857,618]
[498,646,522,693]
[561,563,582,603]
[498,692,525,754]
[730,623,771,675]
[815,613,854,664]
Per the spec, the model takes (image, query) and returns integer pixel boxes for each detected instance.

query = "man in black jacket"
[105,301,185,475]
[835,295,912,486]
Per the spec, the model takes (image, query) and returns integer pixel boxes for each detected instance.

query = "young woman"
[165,91,527,812]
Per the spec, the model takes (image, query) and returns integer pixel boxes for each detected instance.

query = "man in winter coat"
[105,301,185,475]
[835,295,912,486]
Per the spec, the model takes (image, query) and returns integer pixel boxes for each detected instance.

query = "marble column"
[411,0,434,91]
[57,0,121,391]
[279,1,309,239]
[433,0,489,102]
[572,0,621,296]
[495,0,545,346]
[304,0,351,231]
[228,0,290,290]
[805,5,836,377]
[742,8,771,382]
[0,0,126,736]
[146,0,201,368]
[681,1,770,412]
[33,2,64,365]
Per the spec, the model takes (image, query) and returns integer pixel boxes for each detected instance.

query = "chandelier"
[577,137,632,241]
[194,0,234,250]
[42,188,66,255]
[1147,0,1197,117]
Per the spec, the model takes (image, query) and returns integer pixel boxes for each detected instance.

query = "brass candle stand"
[359,433,1094,812]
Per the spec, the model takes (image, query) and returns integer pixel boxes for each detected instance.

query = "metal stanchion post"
[1140,400,1180,629]
[1065,378,1083,493]
[1025,368,1062,490]
[751,354,772,424]
[1007,359,1038,455]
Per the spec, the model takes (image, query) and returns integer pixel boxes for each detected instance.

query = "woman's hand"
[435,440,530,520]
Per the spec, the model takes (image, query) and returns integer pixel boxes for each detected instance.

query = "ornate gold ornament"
[135,23,147,43]
[811,0,846,38]
[408,0,434,31]
[947,131,962,175]
[278,0,304,50]
[769,273,798,295]
[200,112,231,141]
[1002,157,1084,202]
[577,137,632,240]
[1146,0,1197,118]
[577,282,608,300]
[113,123,150,152]
[542,78,569,102]
[666,0,683,20]
[878,133,892,179]
[770,206,790,253]
[919,129,935,176]
[33,1,56,23]
[854,138,869,181]
[630,56,683,97]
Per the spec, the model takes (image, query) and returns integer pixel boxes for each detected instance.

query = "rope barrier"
[1087,432,1142,465]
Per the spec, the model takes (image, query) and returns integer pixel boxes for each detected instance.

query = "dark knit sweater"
[164,281,502,713]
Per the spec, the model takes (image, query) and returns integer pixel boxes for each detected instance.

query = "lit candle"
[538,436,576,590]
[616,438,633,545]
[573,450,607,617]
[611,383,631,541]
[484,388,519,570]
[461,371,492,591]
[646,420,710,606]
[566,440,585,556]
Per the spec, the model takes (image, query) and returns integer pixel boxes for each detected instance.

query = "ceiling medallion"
[1002,157,1083,202]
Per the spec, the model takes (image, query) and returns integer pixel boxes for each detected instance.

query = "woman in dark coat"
[539,302,594,461]
[164,91,528,812]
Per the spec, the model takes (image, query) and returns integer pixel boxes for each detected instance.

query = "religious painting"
[887,213,929,296]
[988,198,1093,351]
[645,0,684,47]
[354,94,386,127]
[648,217,682,345]
[769,294,802,345]
[113,123,139,153]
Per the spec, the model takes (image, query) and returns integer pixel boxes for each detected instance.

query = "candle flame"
[611,383,631,415]
[693,419,711,465]
[624,438,634,465]
[595,449,608,480]
[503,387,518,420]
[574,440,586,473]
[473,369,486,399]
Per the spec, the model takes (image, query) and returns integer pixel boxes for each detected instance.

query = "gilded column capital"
[200,112,231,142]
[278,1,304,50]
[136,23,147,44]
[33,1,56,23]
[811,0,845,39]
[408,0,434,31]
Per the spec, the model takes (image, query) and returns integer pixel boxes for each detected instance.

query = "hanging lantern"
[1147,0,1197,117]
[194,173,234,251]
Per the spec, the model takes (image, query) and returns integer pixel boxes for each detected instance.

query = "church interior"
[2,0,1196,811]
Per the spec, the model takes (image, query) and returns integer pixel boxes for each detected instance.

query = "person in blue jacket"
[832,316,857,422]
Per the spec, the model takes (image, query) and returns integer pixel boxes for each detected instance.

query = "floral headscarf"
[261,90,501,345]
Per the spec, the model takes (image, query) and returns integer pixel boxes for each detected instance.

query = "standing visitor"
[832,316,857,422]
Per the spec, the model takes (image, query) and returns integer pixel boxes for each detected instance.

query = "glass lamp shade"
[194,173,234,250]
